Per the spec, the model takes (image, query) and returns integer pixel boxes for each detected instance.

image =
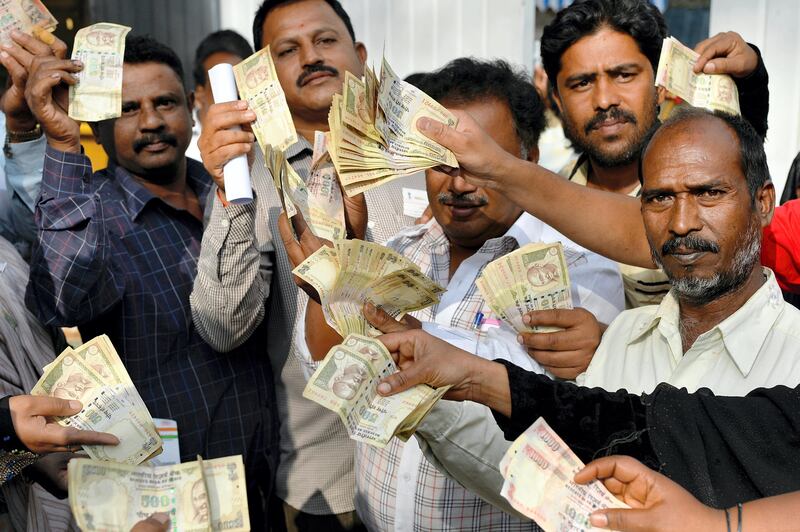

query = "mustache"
[661,235,720,256]
[584,107,638,135]
[437,192,489,208]
[297,64,339,87]
[133,133,177,153]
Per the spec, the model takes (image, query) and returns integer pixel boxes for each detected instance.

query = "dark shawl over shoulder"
[493,361,800,509]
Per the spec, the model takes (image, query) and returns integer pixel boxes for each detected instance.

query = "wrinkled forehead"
[121,62,185,100]
[263,0,349,46]
[642,116,744,188]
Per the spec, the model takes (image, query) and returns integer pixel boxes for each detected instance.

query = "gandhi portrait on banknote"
[332,363,368,400]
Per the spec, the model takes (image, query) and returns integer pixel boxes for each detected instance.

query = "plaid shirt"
[355,214,624,531]
[26,147,276,484]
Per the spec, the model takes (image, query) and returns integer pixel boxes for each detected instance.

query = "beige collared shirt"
[578,268,800,395]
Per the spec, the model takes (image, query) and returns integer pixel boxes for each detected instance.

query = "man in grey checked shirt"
[282,58,624,531]
[191,1,411,530]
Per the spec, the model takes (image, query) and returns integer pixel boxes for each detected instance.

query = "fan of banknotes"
[500,418,629,531]
[328,58,459,196]
[0,0,57,45]
[293,239,445,337]
[303,334,449,447]
[30,335,162,465]
[233,47,347,240]
[476,242,573,333]
[69,454,250,531]
[655,36,741,115]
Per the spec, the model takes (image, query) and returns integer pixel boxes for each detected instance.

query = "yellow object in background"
[79,122,107,170]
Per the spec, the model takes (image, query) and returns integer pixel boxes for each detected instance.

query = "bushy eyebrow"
[564,62,642,86]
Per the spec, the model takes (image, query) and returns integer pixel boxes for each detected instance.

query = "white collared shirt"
[578,268,800,395]
[354,212,624,531]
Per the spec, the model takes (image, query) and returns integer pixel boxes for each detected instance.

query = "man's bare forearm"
[494,157,655,268]
[467,358,513,418]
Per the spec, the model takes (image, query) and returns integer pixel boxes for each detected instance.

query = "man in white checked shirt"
[191,1,413,530]
[284,58,624,531]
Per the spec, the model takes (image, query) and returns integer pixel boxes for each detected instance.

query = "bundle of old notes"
[500,418,629,531]
[0,0,57,45]
[303,334,449,447]
[69,455,250,531]
[476,242,572,333]
[328,58,459,196]
[656,36,740,115]
[31,335,161,465]
[293,239,444,337]
[68,22,132,121]
[233,47,346,240]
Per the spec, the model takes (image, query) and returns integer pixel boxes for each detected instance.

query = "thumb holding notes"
[7,394,118,454]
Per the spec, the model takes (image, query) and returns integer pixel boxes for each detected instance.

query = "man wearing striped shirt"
[192,1,411,530]
[285,58,624,531]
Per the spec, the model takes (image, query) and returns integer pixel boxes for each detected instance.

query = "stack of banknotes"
[328,58,459,196]
[68,22,132,121]
[31,335,161,465]
[500,418,629,531]
[656,35,740,115]
[234,47,346,240]
[476,242,573,333]
[293,239,444,337]
[69,454,250,531]
[303,334,449,447]
[0,0,57,45]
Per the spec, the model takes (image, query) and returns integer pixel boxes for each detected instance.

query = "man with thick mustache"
[22,35,276,528]
[192,1,410,529]
[285,58,624,531]
[540,0,768,309]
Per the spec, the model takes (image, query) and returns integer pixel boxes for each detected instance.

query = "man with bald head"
[576,107,799,394]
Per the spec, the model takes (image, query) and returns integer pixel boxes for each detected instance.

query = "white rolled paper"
[208,63,253,204]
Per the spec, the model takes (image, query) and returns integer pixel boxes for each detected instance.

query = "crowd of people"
[0,0,798,530]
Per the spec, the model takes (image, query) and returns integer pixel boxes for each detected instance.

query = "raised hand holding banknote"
[24,41,82,153]
[574,455,722,532]
[693,32,758,78]
[0,29,66,132]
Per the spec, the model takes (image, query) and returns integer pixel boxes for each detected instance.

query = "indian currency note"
[500,418,629,531]
[0,0,57,45]
[655,36,740,115]
[303,335,448,447]
[233,45,297,153]
[478,242,572,333]
[68,22,131,121]
[69,455,249,532]
[63,385,162,465]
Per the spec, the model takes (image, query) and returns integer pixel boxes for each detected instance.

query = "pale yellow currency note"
[68,23,131,121]
[0,0,58,45]
[303,335,449,447]
[69,455,249,532]
[500,418,628,532]
[655,36,740,115]
[233,45,297,153]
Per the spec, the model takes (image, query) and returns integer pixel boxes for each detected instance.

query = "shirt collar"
[628,268,786,376]
[568,154,643,197]
[286,136,314,160]
[109,157,213,221]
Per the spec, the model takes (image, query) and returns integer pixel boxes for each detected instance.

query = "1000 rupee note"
[303,335,449,447]
[478,242,573,333]
[233,45,296,153]
[655,36,740,115]
[0,0,57,45]
[500,418,629,531]
[31,335,162,465]
[68,22,131,121]
[69,455,250,532]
